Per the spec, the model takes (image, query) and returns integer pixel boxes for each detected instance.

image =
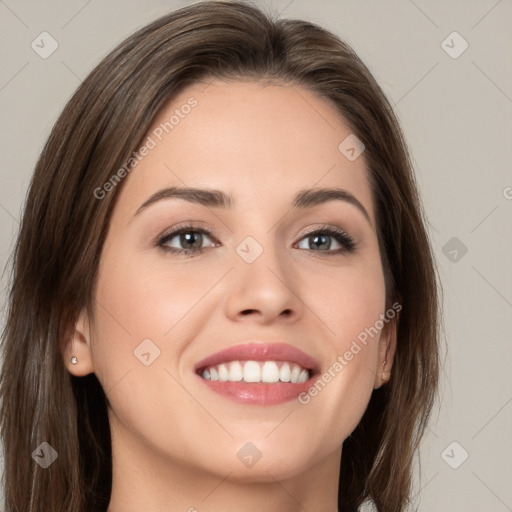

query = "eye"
[158,226,217,255]
[156,224,356,257]
[295,226,356,254]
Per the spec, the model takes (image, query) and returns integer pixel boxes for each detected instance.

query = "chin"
[197,435,334,483]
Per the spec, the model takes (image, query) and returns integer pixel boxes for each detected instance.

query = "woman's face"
[71,79,395,483]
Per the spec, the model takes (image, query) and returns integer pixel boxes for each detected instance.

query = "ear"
[63,309,95,376]
[373,314,398,389]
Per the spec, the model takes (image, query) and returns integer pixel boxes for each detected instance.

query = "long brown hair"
[0,1,440,510]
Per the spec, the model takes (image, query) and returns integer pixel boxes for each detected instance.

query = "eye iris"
[310,233,331,250]
[181,232,202,249]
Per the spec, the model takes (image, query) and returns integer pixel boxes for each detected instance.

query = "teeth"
[279,363,291,382]
[218,364,229,382]
[261,361,280,383]
[298,369,309,383]
[290,364,301,383]
[243,361,261,382]
[200,360,310,384]
[228,361,243,381]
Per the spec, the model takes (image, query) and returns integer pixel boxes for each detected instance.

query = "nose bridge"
[224,230,301,322]
[235,231,289,290]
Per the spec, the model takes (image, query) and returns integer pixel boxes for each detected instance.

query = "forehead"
[114,79,375,223]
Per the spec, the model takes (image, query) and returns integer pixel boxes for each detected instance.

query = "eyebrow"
[134,186,371,225]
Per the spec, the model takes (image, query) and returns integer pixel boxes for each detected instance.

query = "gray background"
[1,0,511,510]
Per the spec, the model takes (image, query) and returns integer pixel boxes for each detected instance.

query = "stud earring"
[71,356,78,365]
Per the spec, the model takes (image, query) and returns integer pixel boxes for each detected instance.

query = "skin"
[65,79,396,512]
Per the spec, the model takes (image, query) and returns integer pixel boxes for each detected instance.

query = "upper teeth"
[201,361,310,383]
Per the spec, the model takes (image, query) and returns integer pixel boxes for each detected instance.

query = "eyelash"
[156,223,357,258]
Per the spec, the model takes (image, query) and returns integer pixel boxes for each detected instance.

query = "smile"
[194,342,318,405]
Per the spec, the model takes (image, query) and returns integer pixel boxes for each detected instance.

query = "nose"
[224,242,304,325]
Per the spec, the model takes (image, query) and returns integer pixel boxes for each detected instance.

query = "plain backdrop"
[0,1,511,510]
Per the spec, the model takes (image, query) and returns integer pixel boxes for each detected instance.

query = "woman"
[0,1,440,511]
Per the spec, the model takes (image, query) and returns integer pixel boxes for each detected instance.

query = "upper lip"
[194,342,320,374]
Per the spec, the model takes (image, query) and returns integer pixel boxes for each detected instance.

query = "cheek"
[93,242,210,338]
[88,243,223,385]
[306,252,386,352]
[330,262,386,388]
[87,249,218,449]
[295,255,386,432]
[334,271,385,352]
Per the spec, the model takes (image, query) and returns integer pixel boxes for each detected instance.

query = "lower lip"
[199,378,314,405]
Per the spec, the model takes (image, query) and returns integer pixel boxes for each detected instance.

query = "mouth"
[194,342,319,405]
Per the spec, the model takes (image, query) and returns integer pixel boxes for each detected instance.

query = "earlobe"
[63,309,95,377]
[373,315,398,389]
